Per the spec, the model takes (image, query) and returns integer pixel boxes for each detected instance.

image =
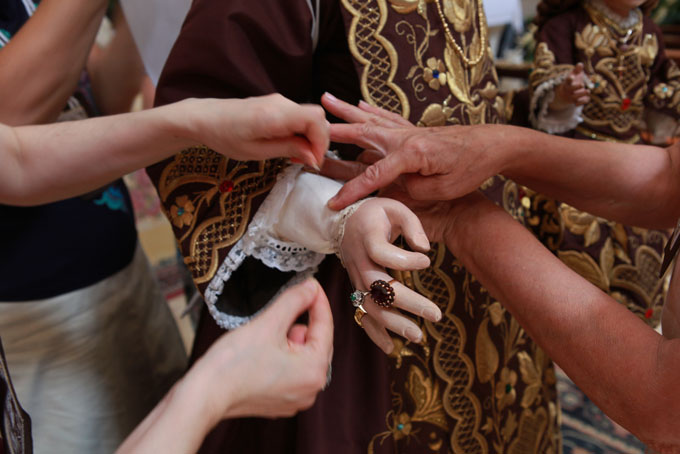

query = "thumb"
[261,279,325,337]
[573,62,584,75]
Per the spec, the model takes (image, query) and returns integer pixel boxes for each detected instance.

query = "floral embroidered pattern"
[170,195,195,228]
[424,57,447,90]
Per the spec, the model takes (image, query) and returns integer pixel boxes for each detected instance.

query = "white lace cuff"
[203,164,368,328]
[530,74,584,134]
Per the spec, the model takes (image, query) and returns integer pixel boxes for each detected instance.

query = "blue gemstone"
[177,208,185,216]
[397,424,404,431]
[663,86,669,92]
[432,69,440,78]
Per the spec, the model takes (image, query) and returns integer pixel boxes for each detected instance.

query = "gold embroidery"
[157,147,283,283]
[342,0,410,118]
[558,203,668,321]
[341,2,558,451]
[530,43,574,95]
[571,5,653,135]
[368,365,449,451]
[414,244,487,453]
[507,408,549,454]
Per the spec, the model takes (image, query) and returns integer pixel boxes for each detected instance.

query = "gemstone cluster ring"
[350,279,397,309]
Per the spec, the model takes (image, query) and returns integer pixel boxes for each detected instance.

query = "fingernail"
[417,234,430,251]
[406,327,423,342]
[327,196,338,208]
[383,340,395,354]
[425,308,442,322]
[310,163,321,172]
[324,92,338,102]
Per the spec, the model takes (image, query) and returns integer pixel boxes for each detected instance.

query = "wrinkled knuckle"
[360,122,374,137]
[363,163,382,182]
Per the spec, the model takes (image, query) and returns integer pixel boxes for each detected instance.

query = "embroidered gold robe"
[148,0,561,452]
[527,4,679,326]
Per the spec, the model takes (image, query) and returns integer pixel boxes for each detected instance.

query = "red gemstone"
[219,180,234,193]
[369,280,395,307]
[621,98,631,111]
[645,308,653,319]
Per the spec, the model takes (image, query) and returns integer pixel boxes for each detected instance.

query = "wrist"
[499,126,538,180]
[176,356,232,431]
[443,192,495,255]
[167,98,215,149]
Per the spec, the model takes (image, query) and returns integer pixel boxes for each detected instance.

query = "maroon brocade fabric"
[149,0,560,452]
[0,339,31,454]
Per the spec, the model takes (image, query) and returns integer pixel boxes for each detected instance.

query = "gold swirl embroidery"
[341,2,558,451]
[557,204,668,324]
[342,0,410,118]
[414,243,487,453]
[157,147,283,284]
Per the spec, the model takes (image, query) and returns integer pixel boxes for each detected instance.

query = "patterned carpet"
[557,367,646,454]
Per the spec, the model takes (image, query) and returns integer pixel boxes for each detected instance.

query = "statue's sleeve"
[644,21,680,119]
[529,13,583,134]
[146,0,324,328]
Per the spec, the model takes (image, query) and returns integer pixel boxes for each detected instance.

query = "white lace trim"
[204,245,317,330]
[587,0,640,29]
[530,73,584,134]
[241,164,325,272]
[332,198,372,267]
[203,164,325,329]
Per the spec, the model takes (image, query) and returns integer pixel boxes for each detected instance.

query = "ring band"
[354,304,367,327]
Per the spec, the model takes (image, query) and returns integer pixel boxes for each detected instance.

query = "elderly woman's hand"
[321,93,513,210]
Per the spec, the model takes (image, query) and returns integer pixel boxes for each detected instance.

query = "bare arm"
[434,193,680,451]
[87,3,147,116]
[0,0,108,125]
[499,126,680,229]
[322,95,680,229]
[0,95,328,205]
[116,279,333,454]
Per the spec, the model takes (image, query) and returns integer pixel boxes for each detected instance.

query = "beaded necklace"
[432,0,487,67]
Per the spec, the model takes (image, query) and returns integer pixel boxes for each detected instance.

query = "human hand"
[193,278,333,422]
[550,63,590,111]
[183,94,329,169]
[340,197,441,353]
[321,93,509,209]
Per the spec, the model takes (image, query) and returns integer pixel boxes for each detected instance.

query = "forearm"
[116,362,222,454]
[495,125,680,228]
[88,4,146,116]
[1,99,207,205]
[0,0,108,125]
[445,193,680,444]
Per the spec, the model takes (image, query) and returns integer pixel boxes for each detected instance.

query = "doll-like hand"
[340,198,442,354]
[550,63,591,111]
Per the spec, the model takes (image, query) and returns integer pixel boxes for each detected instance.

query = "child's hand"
[550,63,591,111]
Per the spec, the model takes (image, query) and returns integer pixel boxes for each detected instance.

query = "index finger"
[328,153,406,210]
[299,105,330,166]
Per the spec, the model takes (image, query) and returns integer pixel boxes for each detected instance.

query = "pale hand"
[185,94,329,169]
[194,278,334,421]
[550,63,590,111]
[340,197,442,353]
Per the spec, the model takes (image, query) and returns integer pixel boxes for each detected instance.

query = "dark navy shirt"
[0,0,138,301]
